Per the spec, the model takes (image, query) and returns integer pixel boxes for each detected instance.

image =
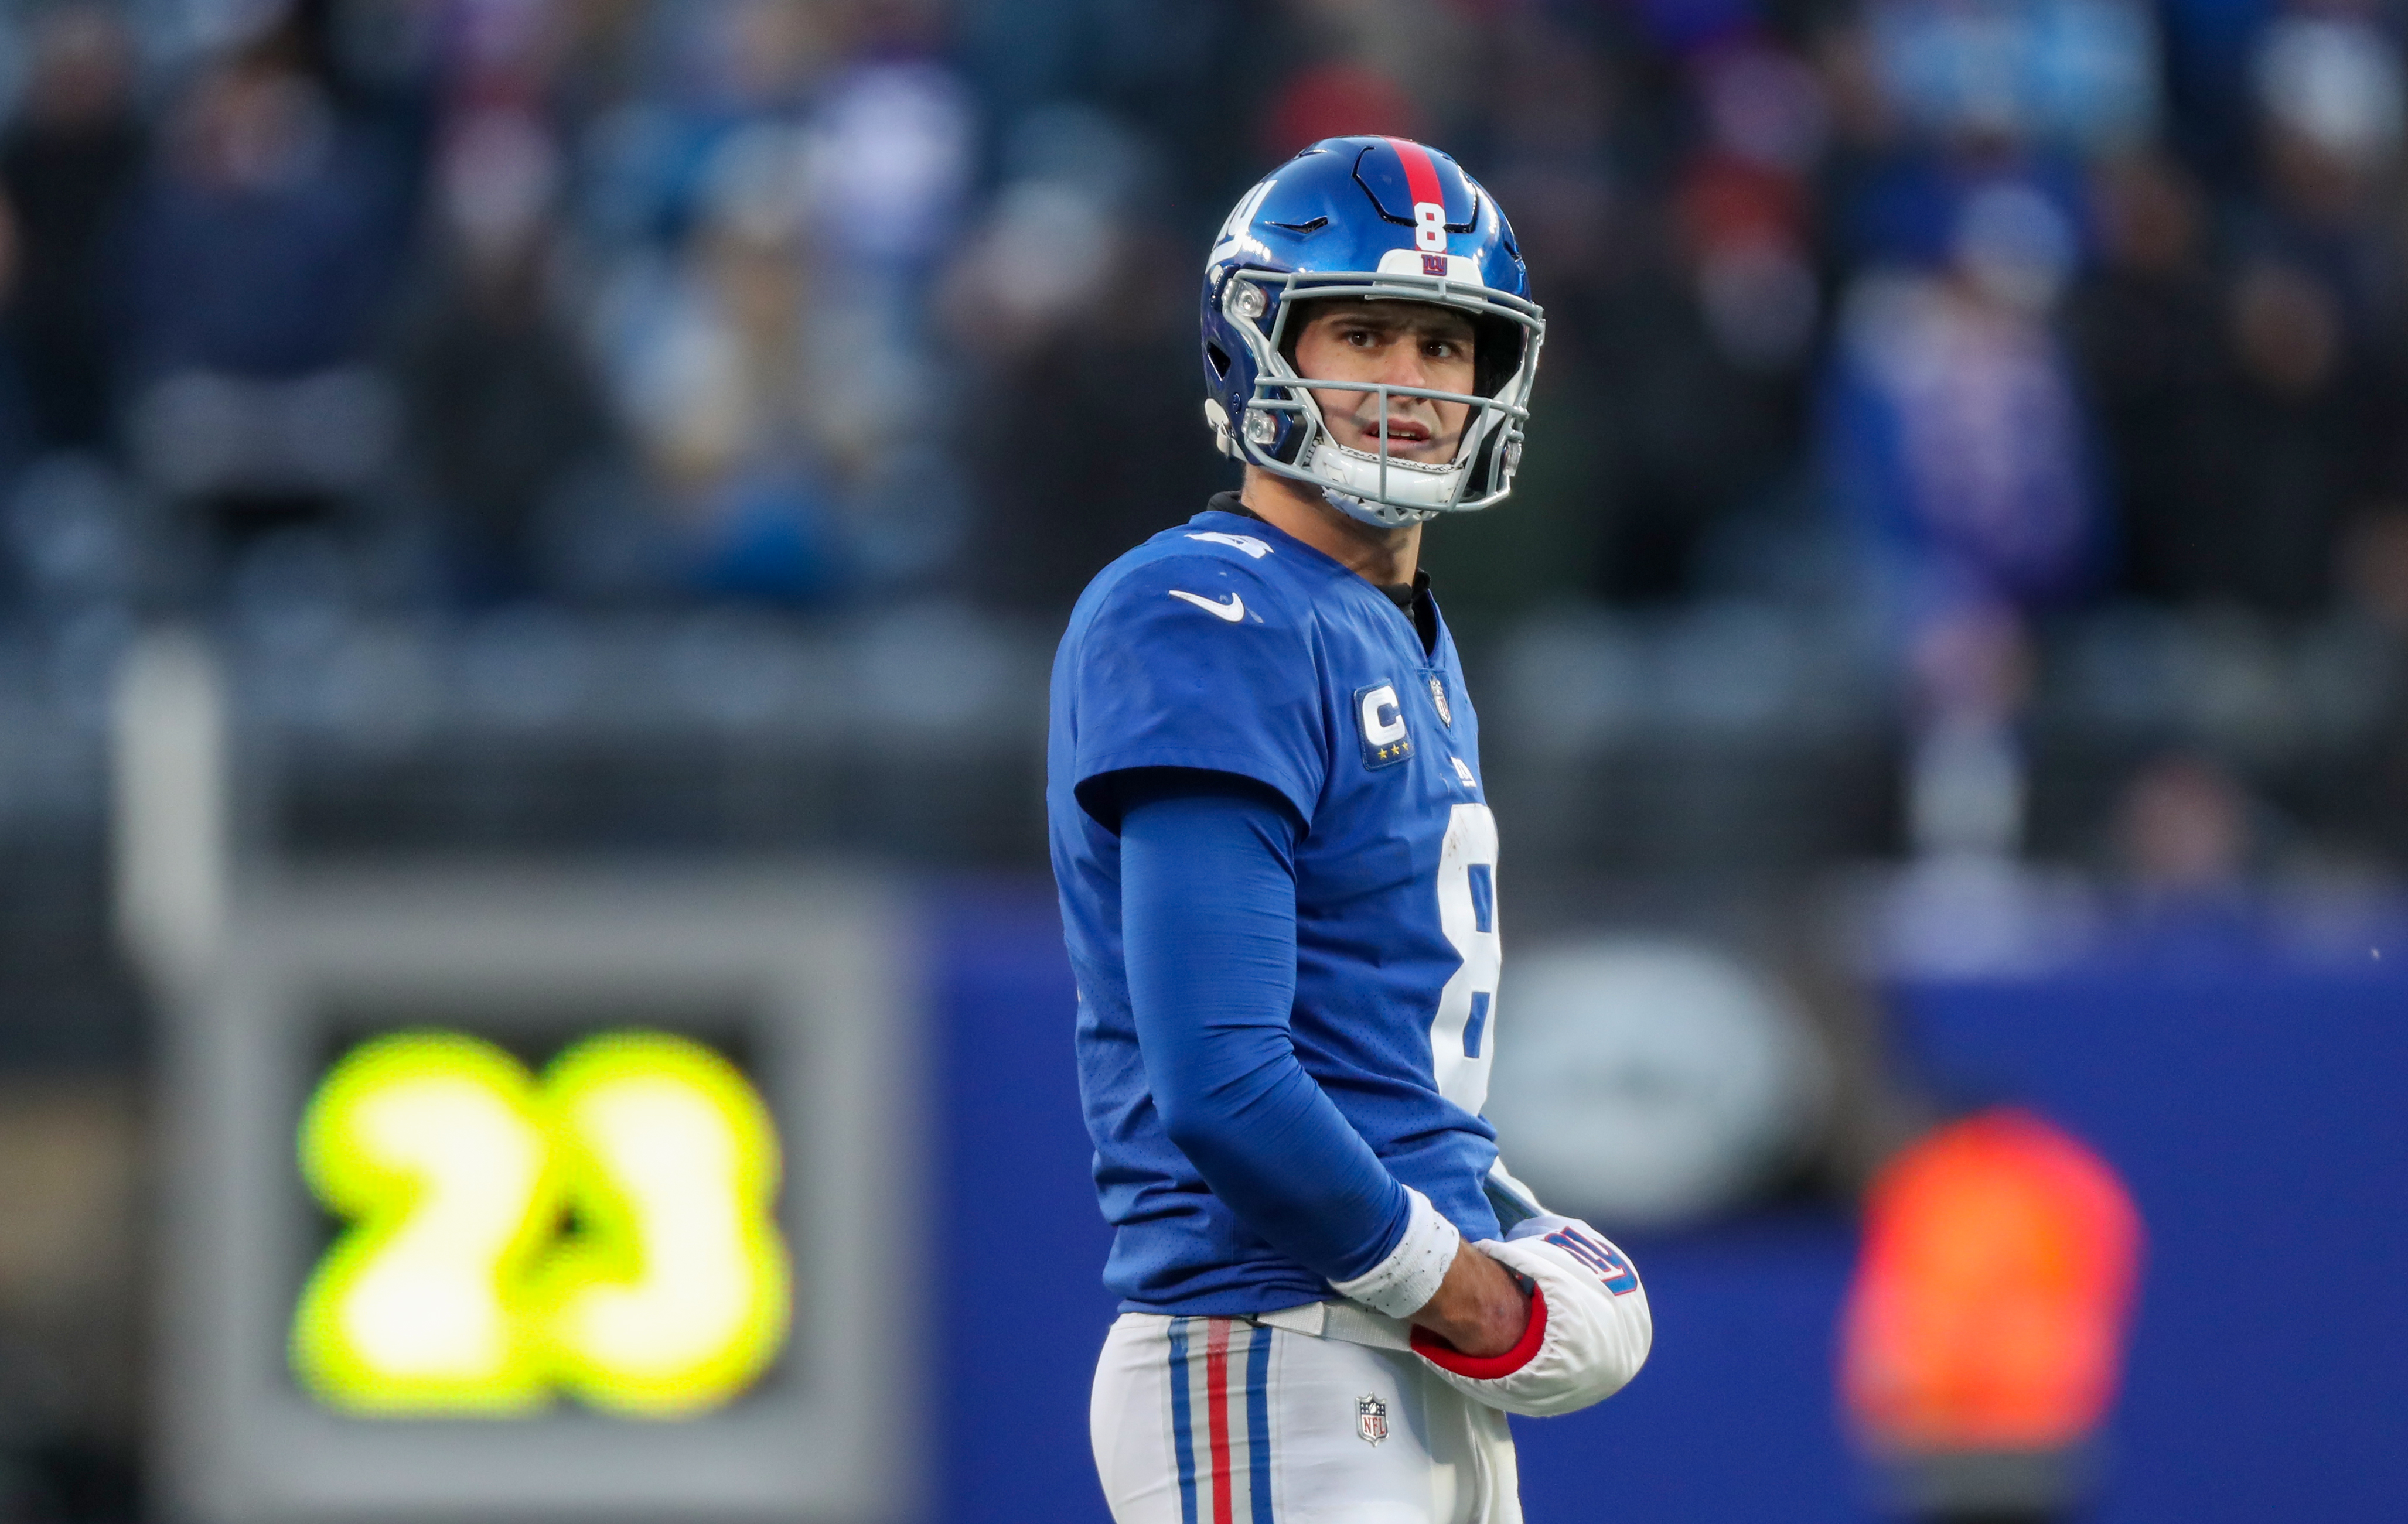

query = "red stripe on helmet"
[1387,137,1445,218]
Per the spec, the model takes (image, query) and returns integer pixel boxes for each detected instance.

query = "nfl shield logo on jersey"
[1427,672,1453,727]
[1356,1393,1389,1446]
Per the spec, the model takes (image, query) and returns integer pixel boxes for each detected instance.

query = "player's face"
[1291,302,1478,464]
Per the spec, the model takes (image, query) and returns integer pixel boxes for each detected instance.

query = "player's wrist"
[1326,1184,1460,1320]
[1410,1242,1533,1359]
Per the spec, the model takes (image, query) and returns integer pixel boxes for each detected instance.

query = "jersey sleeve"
[1069,552,1327,829]
[1119,777,1414,1286]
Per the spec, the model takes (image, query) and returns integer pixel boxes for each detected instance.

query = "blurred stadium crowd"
[0,0,2398,886]
[0,0,2397,1122]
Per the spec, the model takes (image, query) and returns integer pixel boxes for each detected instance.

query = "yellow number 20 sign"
[290,1030,791,1419]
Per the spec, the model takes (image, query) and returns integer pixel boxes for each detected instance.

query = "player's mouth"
[1338,411,1439,450]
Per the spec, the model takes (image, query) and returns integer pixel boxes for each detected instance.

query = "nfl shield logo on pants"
[1356,1393,1389,1446]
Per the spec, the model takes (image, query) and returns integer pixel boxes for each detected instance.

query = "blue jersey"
[1049,504,1505,1313]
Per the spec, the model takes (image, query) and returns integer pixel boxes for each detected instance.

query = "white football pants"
[1090,1310,1522,1524]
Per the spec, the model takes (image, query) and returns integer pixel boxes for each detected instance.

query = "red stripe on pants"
[1205,1318,1234,1524]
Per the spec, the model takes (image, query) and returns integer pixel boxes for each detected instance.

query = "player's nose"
[1377,338,1434,389]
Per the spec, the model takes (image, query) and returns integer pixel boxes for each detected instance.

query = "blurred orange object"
[1840,1108,2144,1455]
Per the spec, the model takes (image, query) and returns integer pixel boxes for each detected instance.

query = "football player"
[1048,138,1653,1523]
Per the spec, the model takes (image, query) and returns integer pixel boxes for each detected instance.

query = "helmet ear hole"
[1206,343,1232,380]
[1466,429,1502,494]
[1472,313,1523,399]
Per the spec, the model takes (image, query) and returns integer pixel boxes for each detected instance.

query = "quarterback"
[1048,137,1652,1523]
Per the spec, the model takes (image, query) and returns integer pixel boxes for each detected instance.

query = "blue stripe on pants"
[1168,1318,1199,1524]
[1464,989,1492,1058]
[1244,1324,1274,1520]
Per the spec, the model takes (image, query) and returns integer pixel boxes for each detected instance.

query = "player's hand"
[1407,1241,1530,1359]
[1409,1214,1652,1419]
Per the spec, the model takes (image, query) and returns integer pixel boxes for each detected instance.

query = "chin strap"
[1300,438,1462,528]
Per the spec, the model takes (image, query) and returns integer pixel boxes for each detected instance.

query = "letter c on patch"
[1360,685,1406,746]
[1354,681,1413,769]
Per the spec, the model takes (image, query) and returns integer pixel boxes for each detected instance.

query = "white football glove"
[1409,1214,1652,1418]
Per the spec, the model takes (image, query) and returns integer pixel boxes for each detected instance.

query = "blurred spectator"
[1261,61,1423,162]
[1820,189,2090,570]
[1824,183,2102,852]
[589,40,974,606]
[2066,152,2226,603]
[2155,0,2274,184]
[599,123,846,603]
[124,36,410,545]
[0,5,144,458]
[1597,42,1827,598]
[2338,507,2408,632]
[2207,258,2369,611]
[2117,751,2251,880]
[2252,4,2403,236]
[1864,0,2161,154]
[1576,162,1818,603]
[1276,0,1474,152]
[2111,756,2281,958]
[2065,153,2373,615]
[955,0,1238,204]
[946,105,1225,612]
[796,57,974,277]
[1905,600,2035,857]
[129,37,404,381]
[1447,24,1827,613]
[2242,2,2404,367]
[394,108,615,604]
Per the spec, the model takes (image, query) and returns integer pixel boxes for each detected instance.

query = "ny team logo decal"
[1356,1393,1389,1446]
[1546,1224,1642,1295]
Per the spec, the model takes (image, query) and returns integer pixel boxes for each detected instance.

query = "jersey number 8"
[1432,803,1501,1113]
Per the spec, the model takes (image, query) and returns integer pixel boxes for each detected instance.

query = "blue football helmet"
[1200,136,1544,528]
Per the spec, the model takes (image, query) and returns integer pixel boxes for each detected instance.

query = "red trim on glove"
[1410,1285,1549,1379]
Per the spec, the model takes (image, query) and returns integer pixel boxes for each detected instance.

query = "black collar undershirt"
[1206,492,1438,657]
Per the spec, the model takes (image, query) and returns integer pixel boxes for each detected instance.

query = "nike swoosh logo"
[1168,589,1246,622]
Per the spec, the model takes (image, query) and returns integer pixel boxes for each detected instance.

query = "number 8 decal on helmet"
[1415,201,1447,251]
